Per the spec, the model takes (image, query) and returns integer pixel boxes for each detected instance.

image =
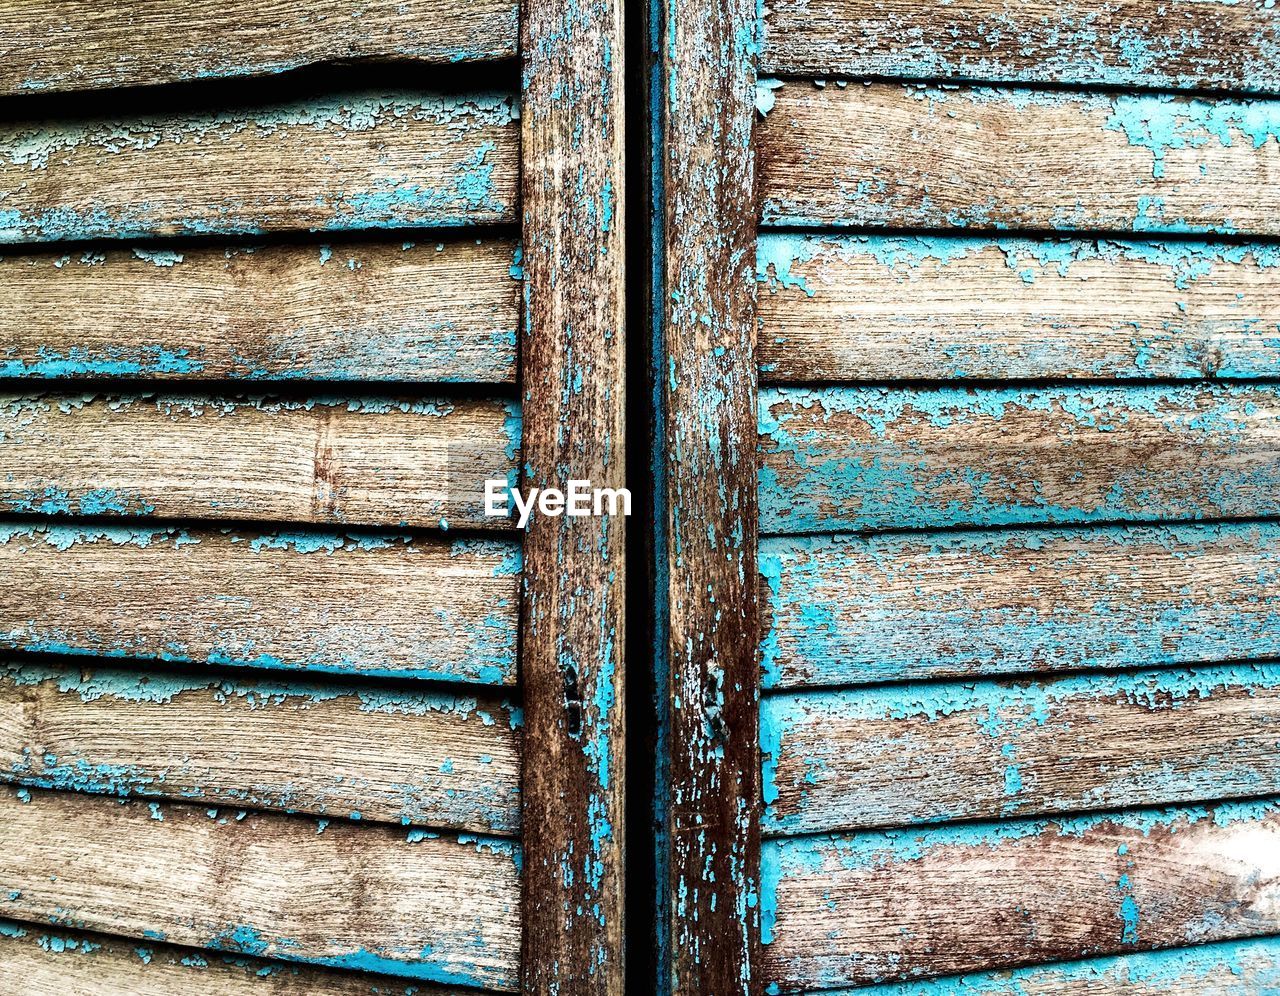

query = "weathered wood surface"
[759,384,1280,534]
[0,661,521,834]
[0,0,517,97]
[757,84,1280,236]
[0,786,521,990]
[0,524,519,685]
[761,0,1280,92]
[0,920,470,996]
[762,799,1280,990]
[0,394,519,530]
[757,235,1280,383]
[0,240,519,383]
[810,936,1280,996]
[0,91,518,243]
[653,0,763,988]
[762,665,1280,835]
[761,524,1280,689]
[520,0,626,989]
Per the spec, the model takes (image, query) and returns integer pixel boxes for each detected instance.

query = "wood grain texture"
[0,523,519,686]
[762,799,1280,990]
[758,83,1280,236]
[0,0,517,97]
[806,936,1280,996]
[761,0,1280,91]
[761,524,1280,689]
[653,0,763,990]
[0,90,517,243]
[519,0,626,990]
[0,661,521,834]
[0,240,519,383]
[759,384,1280,534]
[0,393,519,530]
[762,665,1280,835]
[0,919,469,996]
[757,235,1280,383]
[0,786,521,990]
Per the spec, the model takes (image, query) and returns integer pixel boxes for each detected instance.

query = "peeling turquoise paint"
[0,393,522,530]
[0,522,521,686]
[1104,94,1280,178]
[811,936,1280,994]
[759,383,1280,533]
[764,660,1280,830]
[0,91,518,243]
[753,230,1280,380]
[760,8,1280,94]
[760,84,1280,236]
[765,798,1280,878]
[760,523,1280,688]
[0,647,524,824]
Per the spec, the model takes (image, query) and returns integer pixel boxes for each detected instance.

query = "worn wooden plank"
[759,384,1280,534]
[519,0,626,990]
[761,524,1280,689]
[761,0,1280,92]
[0,0,517,97]
[0,786,520,990]
[762,665,1280,835]
[0,240,519,383]
[757,235,1280,383]
[0,90,518,243]
[762,799,1280,990]
[652,0,763,989]
[758,83,1280,236]
[0,524,519,686]
[0,661,521,834]
[0,393,519,530]
[807,936,1280,996]
[0,919,471,996]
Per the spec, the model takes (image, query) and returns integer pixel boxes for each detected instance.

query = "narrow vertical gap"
[624,0,662,989]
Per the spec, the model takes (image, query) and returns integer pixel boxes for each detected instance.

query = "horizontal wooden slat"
[763,799,1280,989]
[758,83,1280,236]
[0,90,518,243]
[0,524,519,686]
[761,524,1280,689]
[0,394,519,530]
[0,787,520,990]
[0,240,519,382]
[0,0,517,97]
[803,936,1280,995]
[761,0,1280,92]
[0,920,470,996]
[757,235,1280,383]
[763,665,1280,835]
[0,662,520,834]
[759,384,1280,534]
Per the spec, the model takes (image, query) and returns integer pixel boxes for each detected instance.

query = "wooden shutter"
[0,1,623,993]
[648,0,1280,992]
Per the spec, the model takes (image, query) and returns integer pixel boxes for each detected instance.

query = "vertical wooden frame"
[520,0,627,992]
[649,0,763,991]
